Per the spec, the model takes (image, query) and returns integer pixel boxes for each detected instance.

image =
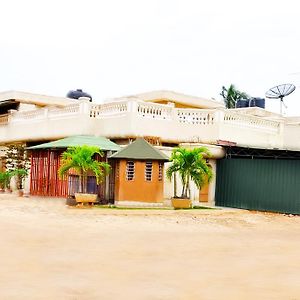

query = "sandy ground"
[0,195,300,300]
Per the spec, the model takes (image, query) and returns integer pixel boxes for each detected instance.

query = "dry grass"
[1,194,300,299]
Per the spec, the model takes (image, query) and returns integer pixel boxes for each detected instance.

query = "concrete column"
[44,108,48,118]
[214,108,225,124]
[7,109,17,123]
[171,107,177,123]
[208,159,217,206]
[79,97,91,115]
[213,108,225,141]
[128,100,138,114]
[279,121,284,135]
[127,100,138,137]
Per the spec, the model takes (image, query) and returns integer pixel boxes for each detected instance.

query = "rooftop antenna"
[265,83,296,115]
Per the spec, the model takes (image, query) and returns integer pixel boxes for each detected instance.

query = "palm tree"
[166,147,213,199]
[220,84,249,108]
[58,145,111,194]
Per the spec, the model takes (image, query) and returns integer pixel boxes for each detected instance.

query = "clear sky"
[1,0,300,115]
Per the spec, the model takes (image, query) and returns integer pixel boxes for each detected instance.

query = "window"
[145,161,152,181]
[158,162,163,181]
[126,161,135,181]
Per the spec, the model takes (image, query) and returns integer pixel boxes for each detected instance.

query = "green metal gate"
[215,158,300,214]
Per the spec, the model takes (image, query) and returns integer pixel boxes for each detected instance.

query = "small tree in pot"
[12,168,28,196]
[5,144,30,195]
[58,146,111,204]
[0,172,5,192]
[167,147,213,208]
[2,171,14,193]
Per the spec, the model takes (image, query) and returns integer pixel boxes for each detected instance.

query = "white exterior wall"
[2,97,300,203]
[283,124,300,150]
[0,100,286,149]
[208,159,217,205]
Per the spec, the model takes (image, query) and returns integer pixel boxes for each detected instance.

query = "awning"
[27,135,121,151]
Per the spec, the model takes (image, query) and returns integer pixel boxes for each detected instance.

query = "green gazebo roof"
[109,138,169,161]
[27,135,121,151]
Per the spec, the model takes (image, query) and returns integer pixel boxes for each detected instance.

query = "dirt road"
[0,194,300,299]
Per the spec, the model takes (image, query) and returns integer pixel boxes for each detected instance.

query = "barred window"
[158,162,163,181]
[126,161,135,181]
[145,161,152,181]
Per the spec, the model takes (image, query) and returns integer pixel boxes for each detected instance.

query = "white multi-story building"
[1,89,299,205]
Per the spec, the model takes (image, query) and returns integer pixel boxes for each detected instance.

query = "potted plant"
[58,145,111,204]
[0,172,5,193]
[166,147,213,209]
[5,144,30,194]
[12,168,28,196]
[3,170,14,193]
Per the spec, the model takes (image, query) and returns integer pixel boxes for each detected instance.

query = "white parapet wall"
[2,95,300,205]
[0,99,287,150]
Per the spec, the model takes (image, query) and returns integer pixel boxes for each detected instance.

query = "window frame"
[158,162,163,181]
[126,160,135,181]
[145,161,153,182]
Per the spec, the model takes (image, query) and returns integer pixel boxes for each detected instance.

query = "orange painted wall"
[199,183,209,202]
[115,160,164,203]
[152,99,199,109]
[0,158,5,172]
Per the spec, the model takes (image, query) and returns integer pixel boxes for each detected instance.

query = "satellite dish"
[265,83,296,114]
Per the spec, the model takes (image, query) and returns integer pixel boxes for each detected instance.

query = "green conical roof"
[109,138,169,161]
[27,135,120,151]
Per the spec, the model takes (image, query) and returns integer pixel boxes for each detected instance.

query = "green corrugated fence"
[215,158,300,214]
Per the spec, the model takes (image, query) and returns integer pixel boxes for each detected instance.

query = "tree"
[220,84,249,108]
[0,172,6,190]
[166,147,213,199]
[58,146,111,194]
[0,171,13,191]
[5,144,30,190]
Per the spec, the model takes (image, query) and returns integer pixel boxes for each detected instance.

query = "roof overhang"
[27,135,121,151]
[106,90,224,109]
[0,90,77,107]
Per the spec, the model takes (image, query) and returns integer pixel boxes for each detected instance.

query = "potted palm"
[2,170,13,193]
[166,147,213,209]
[0,172,5,193]
[12,168,28,196]
[5,144,30,194]
[58,145,111,204]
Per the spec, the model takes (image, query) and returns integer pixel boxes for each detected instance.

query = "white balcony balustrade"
[0,99,292,150]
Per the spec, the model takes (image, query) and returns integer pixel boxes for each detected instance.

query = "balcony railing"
[223,111,280,133]
[10,103,80,123]
[0,99,283,146]
[176,108,215,125]
[137,101,173,120]
[90,101,128,118]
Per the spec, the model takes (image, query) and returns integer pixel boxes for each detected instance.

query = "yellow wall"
[199,183,209,202]
[0,158,5,172]
[152,99,199,109]
[115,160,164,203]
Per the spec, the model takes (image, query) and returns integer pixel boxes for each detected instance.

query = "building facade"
[1,89,300,206]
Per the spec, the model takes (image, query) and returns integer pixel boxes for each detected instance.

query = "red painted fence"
[30,149,115,201]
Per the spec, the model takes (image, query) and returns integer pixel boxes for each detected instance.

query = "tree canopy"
[220,84,249,108]
[166,147,213,199]
[58,145,110,194]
